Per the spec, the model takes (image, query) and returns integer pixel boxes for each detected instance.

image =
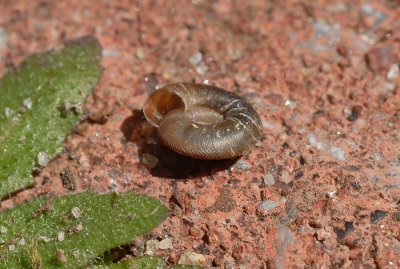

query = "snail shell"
[143,83,262,159]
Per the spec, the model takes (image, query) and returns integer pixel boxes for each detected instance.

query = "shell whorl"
[143,83,262,159]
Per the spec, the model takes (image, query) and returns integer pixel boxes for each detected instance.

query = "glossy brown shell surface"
[143,83,262,159]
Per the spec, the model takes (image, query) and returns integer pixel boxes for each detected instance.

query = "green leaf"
[0,191,168,268]
[0,36,102,198]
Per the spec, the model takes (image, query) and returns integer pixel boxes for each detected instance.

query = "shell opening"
[143,89,184,127]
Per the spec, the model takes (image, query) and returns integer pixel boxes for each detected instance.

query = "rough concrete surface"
[0,1,399,268]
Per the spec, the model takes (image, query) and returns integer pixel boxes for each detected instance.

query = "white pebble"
[189,52,203,66]
[71,207,81,218]
[145,239,159,256]
[0,226,7,233]
[38,152,49,166]
[58,231,65,241]
[387,64,399,80]
[178,251,206,266]
[159,238,173,249]
[23,98,33,110]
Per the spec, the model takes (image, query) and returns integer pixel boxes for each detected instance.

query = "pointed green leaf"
[0,36,102,198]
[0,191,168,268]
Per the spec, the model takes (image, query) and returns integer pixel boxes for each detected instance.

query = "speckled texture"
[0,1,399,268]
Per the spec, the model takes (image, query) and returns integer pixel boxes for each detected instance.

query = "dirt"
[1,1,400,268]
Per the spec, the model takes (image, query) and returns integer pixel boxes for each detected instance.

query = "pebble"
[196,62,209,75]
[178,250,207,266]
[387,64,399,80]
[57,231,65,241]
[366,44,393,72]
[189,52,203,66]
[18,238,25,246]
[37,152,49,166]
[259,200,278,212]
[274,222,294,268]
[263,173,276,186]
[370,210,387,224]
[159,238,173,249]
[145,239,159,255]
[0,226,7,233]
[39,236,51,242]
[71,207,81,218]
[4,107,14,118]
[23,98,33,110]
[236,160,251,171]
[135,47,145,59]
[308,133,345,161]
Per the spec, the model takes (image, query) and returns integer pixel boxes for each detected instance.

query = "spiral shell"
[143,83,262,159]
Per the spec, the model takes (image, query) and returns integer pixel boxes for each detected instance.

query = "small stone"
[71,207,81,218]
[189,52,203,66]
[4,107,14,118]
[38,152,49,166]
[259,200,278,212]
[145,239,159,256]
[39,236,51,242]
[236,160,251,171]
[284,99,296,109]
[189,227,204,238]
[159,238,173,249]
[308,133,346,161]
[334,221,355,240]
[23,98,33,110]
[58,231,65,241]
[141,153,159,169]
[370,210,387,224]
[8,244,15,251]
[361,3,374,14]
[178,250,207,266]
[75,223,83,232]
[366,44,393,72]
[0,226,7,233]
[18,238,25,246]
[195,63,209,75]
[57,249,67,263]
[387,64,399,80]
[263,173,276,186]
[327,191,336,198]
[135,47,145,59]
[274,222,294,268]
